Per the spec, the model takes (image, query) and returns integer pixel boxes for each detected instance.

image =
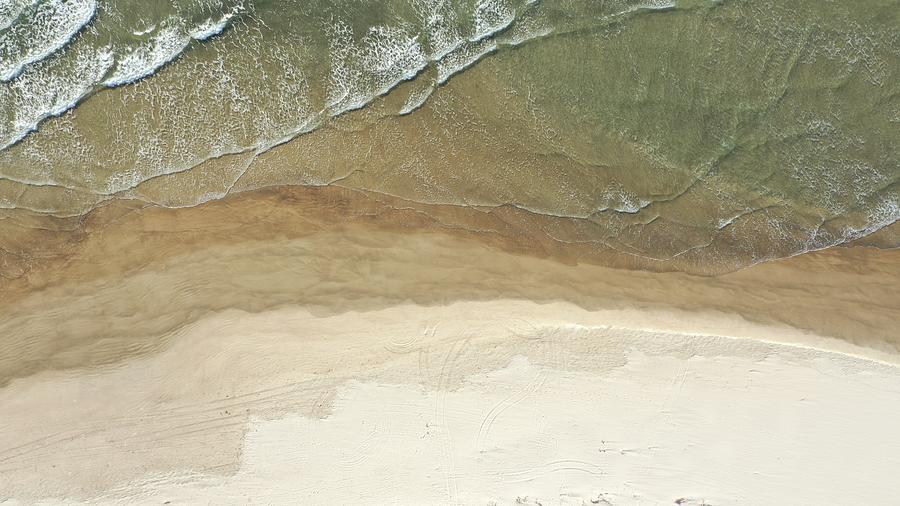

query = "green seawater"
[0,0,897,271]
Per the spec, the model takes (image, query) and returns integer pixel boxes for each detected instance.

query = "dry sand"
[2,301,899,505]
[1,186,899,504]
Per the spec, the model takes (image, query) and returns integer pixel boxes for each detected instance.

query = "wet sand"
[1,185,899,504]
[2,0,899,502]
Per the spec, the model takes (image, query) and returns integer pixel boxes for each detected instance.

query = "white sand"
[2,300,899,505]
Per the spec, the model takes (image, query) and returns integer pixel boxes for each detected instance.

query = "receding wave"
[0,45,112,151]
[104,12,237,88]
[0,0,97,81]
[0,0,33,31]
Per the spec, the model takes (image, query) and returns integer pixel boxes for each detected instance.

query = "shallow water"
[0,0,897,272]
[2,4,899,500]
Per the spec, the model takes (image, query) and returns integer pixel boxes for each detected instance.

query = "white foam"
[436,38,497,84]
[471,0,515,42]
[0,0,96,81]
[103,23,191,88]
[716,209,751,230]
[190,9,238,41]
[399,81,435,116]
[849,196,900,239]
[325,21,357,110]
[326,23,428,117]
[496,9,553,47]
[0,46,113,151]
[103,10,236,88]
[592,186,651,215]
[623,0,677,14]
[0,0,34,31]
[414,0,464,60]
[132,24,157,37]
[363,25,428,95]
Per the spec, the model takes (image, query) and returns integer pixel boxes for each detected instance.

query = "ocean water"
[0,0,897,272]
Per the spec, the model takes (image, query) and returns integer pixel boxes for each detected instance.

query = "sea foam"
[415,0,464,60]
[0,0,97,81]
[0,46,113,151]
[399,81,435,115]
[191,10,237,41]
[326,22,428,117]
[471,0,515,42]
[103,23,192,88]
[436,38,497,84]
[0,0,34,31]
[104,11,236,88]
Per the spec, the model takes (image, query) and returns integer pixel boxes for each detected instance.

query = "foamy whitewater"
[0,0,897,272]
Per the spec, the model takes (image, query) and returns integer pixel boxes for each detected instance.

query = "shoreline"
[1,184,898,504]
[2,184,899,388]
[2,0,898,502]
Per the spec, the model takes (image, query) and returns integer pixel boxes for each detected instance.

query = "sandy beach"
[3,299,900,505]
[1,185,899,504]
[2,0,898,502]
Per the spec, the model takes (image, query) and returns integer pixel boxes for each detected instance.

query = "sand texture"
[2,1,899,499]
[1,186,899,504]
